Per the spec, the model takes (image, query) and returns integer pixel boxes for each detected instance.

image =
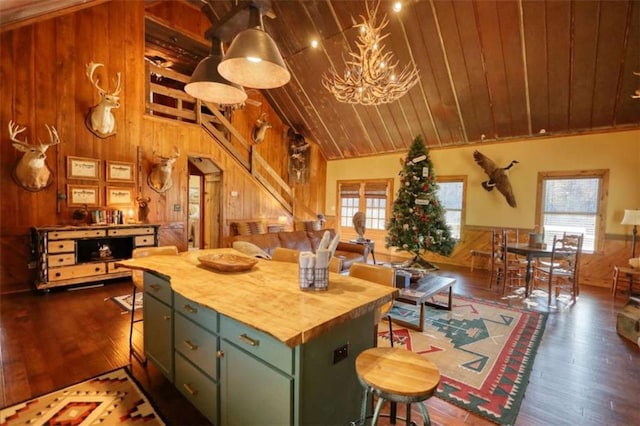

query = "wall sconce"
[621,209,640,258]
[218,6,290,89]
[184,39,247,105]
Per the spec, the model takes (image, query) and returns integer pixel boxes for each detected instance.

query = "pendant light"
[184,38,247,105]
[218,6,290,89]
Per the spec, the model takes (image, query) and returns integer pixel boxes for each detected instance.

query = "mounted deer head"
[8,120,60,192]
[251,112,272,144]
[147,147,180,193]
[85,62,121,138]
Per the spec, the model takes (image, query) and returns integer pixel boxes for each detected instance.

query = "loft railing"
[145,63,293,213]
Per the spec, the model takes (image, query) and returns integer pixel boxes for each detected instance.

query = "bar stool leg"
[417,401,431,426]
[359,387,370,425]
[371,397,385,425]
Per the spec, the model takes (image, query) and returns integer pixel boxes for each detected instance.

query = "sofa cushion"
[233,233,281,255]
[233,221,267,236]
[306,229,336,252]
[232,241,272,259]
[278,231,313,252]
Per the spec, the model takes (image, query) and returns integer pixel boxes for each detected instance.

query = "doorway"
[188,156,222,250]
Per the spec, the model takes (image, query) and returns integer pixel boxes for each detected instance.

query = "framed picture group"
[66,156,135,207]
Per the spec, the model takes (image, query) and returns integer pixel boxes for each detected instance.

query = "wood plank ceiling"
[2,0,639,161]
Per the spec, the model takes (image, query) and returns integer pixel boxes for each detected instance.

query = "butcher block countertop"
[116,248,397,348]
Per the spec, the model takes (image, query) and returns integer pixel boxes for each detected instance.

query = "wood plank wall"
[0,1,327,294]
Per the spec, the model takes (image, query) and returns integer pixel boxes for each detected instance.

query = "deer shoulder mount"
[147,148,180,193]
[8,120,60,192]
[251,112,272,144]
[85,62,121,138]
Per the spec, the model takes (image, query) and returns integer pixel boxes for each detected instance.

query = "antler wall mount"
[85,62,122,138]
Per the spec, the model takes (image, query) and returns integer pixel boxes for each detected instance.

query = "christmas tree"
[386,135,456,267]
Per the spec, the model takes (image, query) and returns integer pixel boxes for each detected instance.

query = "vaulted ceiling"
[2,0,639,161]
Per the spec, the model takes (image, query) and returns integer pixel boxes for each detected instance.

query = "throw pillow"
[232,241,272,259]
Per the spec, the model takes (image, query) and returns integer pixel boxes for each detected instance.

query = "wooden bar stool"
[612,266,640,297]
[355,347,440,425]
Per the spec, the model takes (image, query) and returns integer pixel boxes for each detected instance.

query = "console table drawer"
[108,227,155,237]
[47,253,75,266]
[49,263,106,281]
[175,293,218,333]
[134,235,155,247]
[220,315,293,375]
[47,240,75,253]
[175,314,218,380]
[48,229,106,240]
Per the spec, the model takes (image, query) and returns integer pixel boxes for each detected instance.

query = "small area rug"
[380,294,547,425]
[0,368,164,425]
[110,293,143,312]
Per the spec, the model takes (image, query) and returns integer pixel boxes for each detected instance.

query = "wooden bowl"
[198,253,258,272]
[629,258,640,269]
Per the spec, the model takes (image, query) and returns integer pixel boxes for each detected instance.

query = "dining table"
[506,243,553,296]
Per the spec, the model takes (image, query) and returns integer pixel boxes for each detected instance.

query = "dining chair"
[493,229,526,294]
[130,245,179,365]
[532,233,583,307]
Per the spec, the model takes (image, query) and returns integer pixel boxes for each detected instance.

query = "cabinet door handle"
[239,333,259,347]
[163,315,171,321]
[216,350,225,358]
[183,383,198,396]
[183,340,198,351]
[183,304,198,314]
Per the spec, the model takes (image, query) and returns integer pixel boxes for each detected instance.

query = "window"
[436,176,466,240]
[537,170,608,252]
[338,180,392,230]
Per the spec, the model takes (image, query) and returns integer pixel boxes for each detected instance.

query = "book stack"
[91,209,125,225]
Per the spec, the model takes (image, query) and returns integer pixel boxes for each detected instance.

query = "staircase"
[144,62,293,213]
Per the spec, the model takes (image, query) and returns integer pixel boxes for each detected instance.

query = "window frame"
[336,179,393,235]
[535,169,609,254]
[435,175,467,241]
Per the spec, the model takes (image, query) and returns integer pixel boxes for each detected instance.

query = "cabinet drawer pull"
[58,244,64,249]
[55,272,61,277]
[95,267,100,272]
[183,340,198,351]
[239,333,259,347]
[183,304,198,314]
[58,258,64,262]
[149,284,161,292]
[216,350,225,358]
[163,315,171,321]
[183,383,198,396]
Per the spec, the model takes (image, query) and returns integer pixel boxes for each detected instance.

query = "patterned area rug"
[0,368,164,425]
[110,293,143,312]
[380,295,547,425]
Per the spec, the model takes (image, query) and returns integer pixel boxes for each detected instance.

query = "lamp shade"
[621,209,640,225]
[184,54,247,105]
[218,27,290,89]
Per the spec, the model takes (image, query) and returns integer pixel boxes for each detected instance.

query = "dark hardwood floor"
[1,262,639,425]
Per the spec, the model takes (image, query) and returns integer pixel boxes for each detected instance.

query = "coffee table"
[392,273,456,332]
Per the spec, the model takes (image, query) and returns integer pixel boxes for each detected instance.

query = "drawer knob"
[239,333,260,347]
[183,340,198,351]
[183,304,198,314]
[55,272,61,277]
[58,258,64,262]
[95,267,100,272]
[58,245,64,249]
[216,350,225,358]
[182,383,198,396]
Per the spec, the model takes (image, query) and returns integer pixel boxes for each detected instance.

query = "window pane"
[541,177,600,251]
[436,181,463,239]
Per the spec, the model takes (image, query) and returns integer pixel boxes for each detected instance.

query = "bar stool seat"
[355,347,440,425]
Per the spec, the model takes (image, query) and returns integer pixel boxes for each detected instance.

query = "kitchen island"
[117,248,397,425]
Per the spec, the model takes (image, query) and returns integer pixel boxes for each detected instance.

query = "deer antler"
[111,72,122,96]
[8,120,28,146]
[44,124,60,148]
[86,62,107,94]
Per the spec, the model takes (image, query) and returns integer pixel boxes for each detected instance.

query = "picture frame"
[67,184,100,207]
[106,186,134,206]
[67,156,100,180]
[106,160,135,183]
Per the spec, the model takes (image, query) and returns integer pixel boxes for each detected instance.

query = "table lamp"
[621,209,640,258]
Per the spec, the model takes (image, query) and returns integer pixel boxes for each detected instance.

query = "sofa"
[232,229,369,272]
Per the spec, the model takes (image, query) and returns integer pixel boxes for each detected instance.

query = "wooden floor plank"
[1,262,639,425]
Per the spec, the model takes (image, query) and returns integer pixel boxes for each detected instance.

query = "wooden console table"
[392,273,456,332]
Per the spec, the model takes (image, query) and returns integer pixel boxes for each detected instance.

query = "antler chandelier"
[322,1,419,106]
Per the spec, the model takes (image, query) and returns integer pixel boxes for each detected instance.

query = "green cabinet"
[143,272,173,380]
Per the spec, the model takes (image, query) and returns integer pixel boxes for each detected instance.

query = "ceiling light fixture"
[184,39,247,105]
[218,6,290,89]
[322,1,419,106]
